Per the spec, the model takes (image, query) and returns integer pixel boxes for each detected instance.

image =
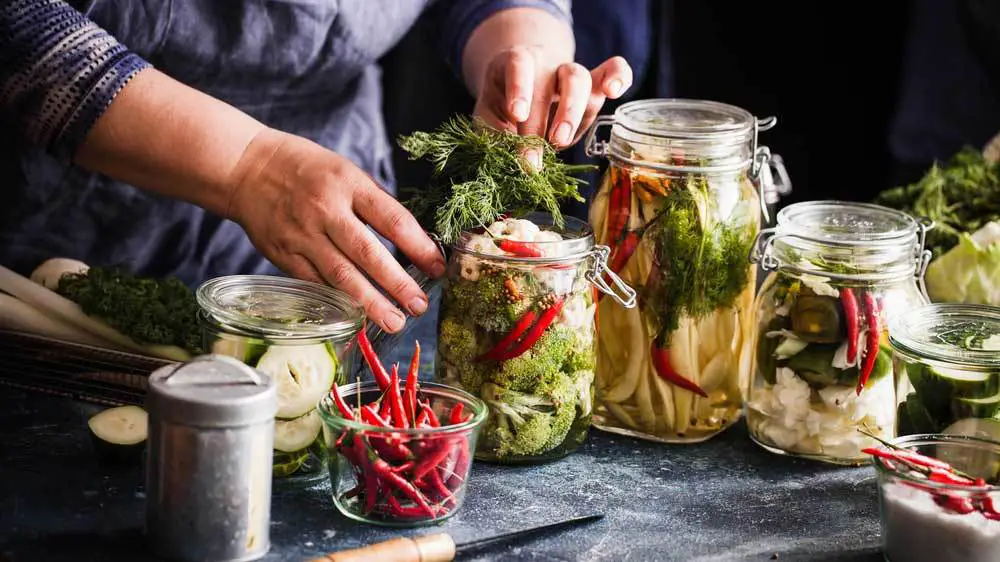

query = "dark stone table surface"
[0,314,887,562]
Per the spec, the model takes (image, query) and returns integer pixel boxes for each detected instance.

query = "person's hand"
[225,129,446,333]
[473,47,633,165]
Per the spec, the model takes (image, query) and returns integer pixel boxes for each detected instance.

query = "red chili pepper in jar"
[856,292,881,395]
[650,340,708,398]
[839,288,860,364]
[475,309,538,362]
[496,239,543,258]
[488,297,566,362]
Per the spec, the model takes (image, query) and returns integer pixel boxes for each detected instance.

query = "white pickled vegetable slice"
[29,258,90,290]
[88,405,147,446]
[255,344,337,419]
[273,409,323,453]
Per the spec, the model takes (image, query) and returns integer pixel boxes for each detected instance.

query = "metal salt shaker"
[146,355,277,562]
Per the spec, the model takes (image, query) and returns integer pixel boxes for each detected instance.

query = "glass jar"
[434,212,635,464]
[583,98,779,443]
[747,201,932,465]
[889,303,1000,438]
[196,275,363,485]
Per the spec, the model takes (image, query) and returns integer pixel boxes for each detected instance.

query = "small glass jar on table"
[889,303,1000,438]
[434,213,635,464]
[197,275,363,484]
[583,98,782,443]
[747,201,932,465]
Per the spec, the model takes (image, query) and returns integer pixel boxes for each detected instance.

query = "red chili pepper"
[839,288,859,364]
[387,494,443,519]
[415,409,430,427]
[934,493,976,514]
[387,364,408,429]
[448,403,466,426]
[475,309,539,362]
[428,470,458,508]
[357,327,391,391]
[861,447,964,473]
[360,404,389,427]
[404,342,420,425]
[390,461,414,474]
[608,230,640,275]
[928,467,976,486]
[489,297,566,362]
[607,171,632,252]
[447,446,469,491]
[650,341,708,398]
[856,292,881,395]
[411,439,454,482]
[982,495,1000,520]
[420,401,441,427]
[368,452,436,517]
[496,239,543,258]
[353,436,380,514]
[331,387,356,420]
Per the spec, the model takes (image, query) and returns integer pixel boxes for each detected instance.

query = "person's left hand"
[473,47,633,165]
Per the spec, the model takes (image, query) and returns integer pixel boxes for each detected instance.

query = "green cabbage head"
[925,221,1000,305]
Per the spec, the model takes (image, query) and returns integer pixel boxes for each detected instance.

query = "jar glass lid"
[615,99,754,140]
[777,201,919,245]
[196,275,364,341]
[889,303,1000,367]
[766,201,925,279]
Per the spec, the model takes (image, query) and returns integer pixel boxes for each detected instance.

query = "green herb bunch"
[644,174,756,340]
[57,267,204,354]
[398,115,594,243]
[875,147,1000,256]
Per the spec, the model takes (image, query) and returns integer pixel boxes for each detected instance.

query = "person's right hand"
[225,128,446,333]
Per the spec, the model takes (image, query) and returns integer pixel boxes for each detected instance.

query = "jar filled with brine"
[889,303,1000,439]
[747,201,932,465]
[433,213,636,463]
[197,275,363,484]
[584,98,780,443]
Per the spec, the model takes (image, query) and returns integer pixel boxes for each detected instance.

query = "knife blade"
[307,513,603,562]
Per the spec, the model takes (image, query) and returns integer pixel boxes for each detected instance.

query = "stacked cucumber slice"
[212,338,340,477]
[897,359,1000,435]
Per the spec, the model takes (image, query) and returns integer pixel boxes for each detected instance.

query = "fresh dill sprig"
[398,115,594,243]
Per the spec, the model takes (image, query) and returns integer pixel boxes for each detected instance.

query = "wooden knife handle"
[308,533,457,562]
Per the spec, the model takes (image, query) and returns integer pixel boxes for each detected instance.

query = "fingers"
[307,238,409,334]
[548,62,592,148]
[353,183,446,279]
[590,56,633,100]
[502,47,536,123]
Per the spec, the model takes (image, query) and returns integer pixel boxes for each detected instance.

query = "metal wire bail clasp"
[913,217,935,300]
[584,115,616,158]
[587,245,637,308]
[748,227,780,271]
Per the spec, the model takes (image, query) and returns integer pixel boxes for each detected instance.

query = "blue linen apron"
[0,0,423,287]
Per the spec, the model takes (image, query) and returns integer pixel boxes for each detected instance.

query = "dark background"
[379,1,915,216]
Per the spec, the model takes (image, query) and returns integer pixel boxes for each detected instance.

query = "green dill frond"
[398,115,594,243]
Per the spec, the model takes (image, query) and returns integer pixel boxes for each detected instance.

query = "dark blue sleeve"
[0,0,152,161]
[426,0,573,75]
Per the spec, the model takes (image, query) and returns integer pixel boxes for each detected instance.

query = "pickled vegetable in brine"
[590,163,759,443]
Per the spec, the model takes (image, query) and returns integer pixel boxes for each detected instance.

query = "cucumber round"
[274,409,323,453]
[255,344,337,419]
[956,389,1000,419]
[88,405,148,462]
[211,337,270,366]
[940,418,1000,482]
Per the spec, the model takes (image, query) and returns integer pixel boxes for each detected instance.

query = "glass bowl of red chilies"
[865,432,1000,562]
[318,374,488,527]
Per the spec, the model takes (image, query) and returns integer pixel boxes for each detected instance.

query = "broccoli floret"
[438,316,479,363]
[489,328,572,391]
[449,271,532,333]
[459,362,489,394]
[481,377,580,458]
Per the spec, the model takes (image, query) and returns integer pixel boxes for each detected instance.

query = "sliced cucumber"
[274,409,323,453]
[774,337,808,360]
[211,337,270,366]
[255,344,337,419]
[88,405,148,462]
[956,388,1000,420]
[939,418,1000,481]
